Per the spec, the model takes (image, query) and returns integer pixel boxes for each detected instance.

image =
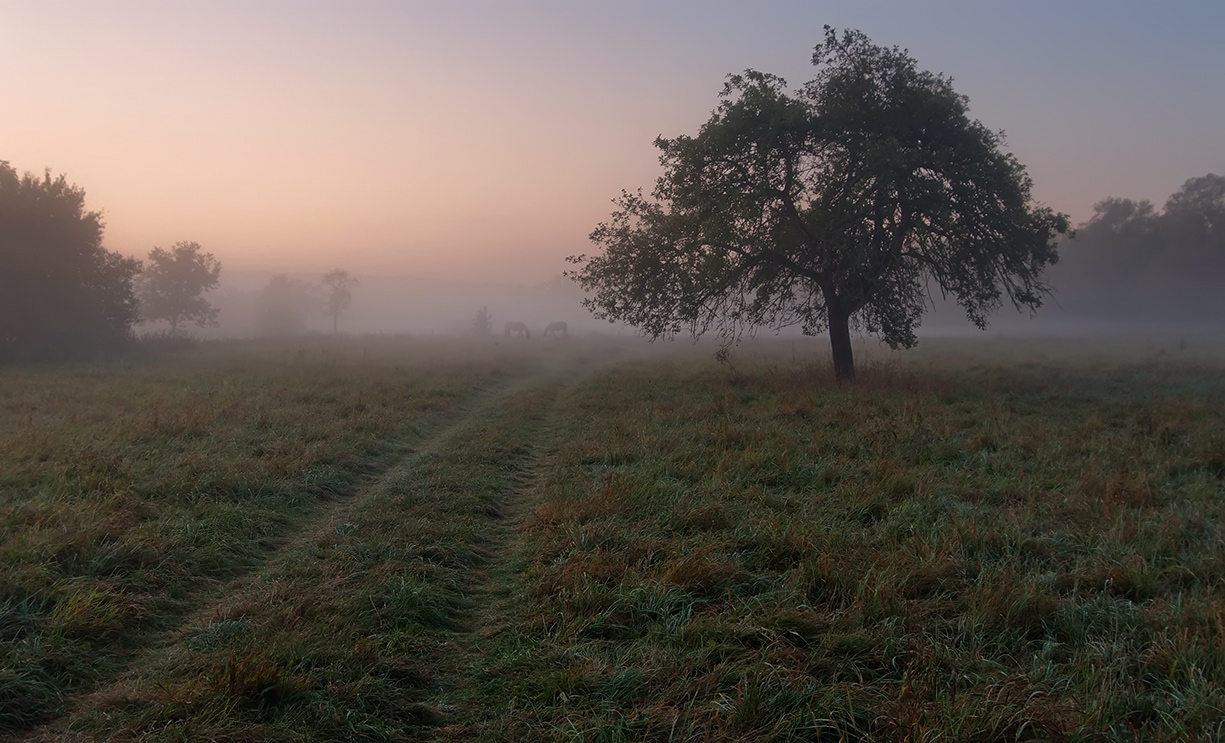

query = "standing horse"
[543,321,568,338]
[504,321,530,339]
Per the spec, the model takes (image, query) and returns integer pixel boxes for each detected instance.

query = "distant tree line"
[4,149,1218,364]
[2,159,369,360]
[1054,174,1225,322]
[248,270,360,338]
[1,160,225,361]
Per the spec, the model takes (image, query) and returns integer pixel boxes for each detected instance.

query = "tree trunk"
[332,314,338,334]
[828,309,855,380]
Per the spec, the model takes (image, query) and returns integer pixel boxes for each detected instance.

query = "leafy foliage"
[0,161,141,360]
[137,240,222,335]
[570,28,1068,378]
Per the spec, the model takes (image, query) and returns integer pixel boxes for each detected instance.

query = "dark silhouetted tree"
[0,161,141,361]
[321,269,359,333]
[253,274,318,338]
[137,241,222,335]
[568,28,1068,379]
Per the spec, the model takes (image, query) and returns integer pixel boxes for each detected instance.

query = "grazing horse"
[504,321,530,339]
[543,321,568,338]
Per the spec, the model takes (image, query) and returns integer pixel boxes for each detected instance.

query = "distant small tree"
[0,161,141,360]
[137,241,222,335]
[473,305,494,336]
[321,269,360,333]
[254,274,318,338]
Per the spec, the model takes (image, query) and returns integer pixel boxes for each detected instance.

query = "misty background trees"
[0,148,1217,365]
[137,241,222,335]
[1053,174,1225,324]
[253,274,319,338]
[570,28,1068,379]
[0,161,140,361]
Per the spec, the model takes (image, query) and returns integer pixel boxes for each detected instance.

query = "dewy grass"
[0,336,537,734]
[4,334,1224,741]
[51,360,572,741]
[482,339,1225,741]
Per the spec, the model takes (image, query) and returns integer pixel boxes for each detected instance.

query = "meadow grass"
[4,333,1224,741]
[474,336,1225,741]
[0,335,541,735]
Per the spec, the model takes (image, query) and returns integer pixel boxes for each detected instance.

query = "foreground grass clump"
[0,336,535,733]
[487,343,1225,741]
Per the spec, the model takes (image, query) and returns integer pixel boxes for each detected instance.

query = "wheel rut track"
[13,365,583,743]
[419,368,588,741]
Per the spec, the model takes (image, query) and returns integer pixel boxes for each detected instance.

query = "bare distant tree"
[138,241,222,335]
[473,305,493,336]
[321,269,359,333]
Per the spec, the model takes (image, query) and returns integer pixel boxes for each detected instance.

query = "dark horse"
[543,321,568,338]
[504,321,530,339]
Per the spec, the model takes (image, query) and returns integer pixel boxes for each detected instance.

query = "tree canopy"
[569,27,1069,378]
[137,241,222,335]
[0,161,141,361]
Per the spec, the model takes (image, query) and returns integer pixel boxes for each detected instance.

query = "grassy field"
[2,333,1224,741]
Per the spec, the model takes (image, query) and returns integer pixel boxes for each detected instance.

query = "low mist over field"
[194,272,597,338]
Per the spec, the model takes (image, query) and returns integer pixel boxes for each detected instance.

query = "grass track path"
[14,356,592,742]
[420,368,583,740]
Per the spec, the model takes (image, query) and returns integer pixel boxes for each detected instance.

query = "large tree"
[569,27,1069,379]
[0,161,141,361]
[137,240,222,335]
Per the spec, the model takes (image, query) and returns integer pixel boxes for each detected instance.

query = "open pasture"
[2,334,1224,741]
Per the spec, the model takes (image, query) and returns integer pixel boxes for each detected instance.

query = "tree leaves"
[570,28,1068,378]
[138,241,222,335]
[0,162,141,360]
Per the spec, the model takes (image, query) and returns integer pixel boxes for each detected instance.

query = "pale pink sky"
[3,1,1221,284]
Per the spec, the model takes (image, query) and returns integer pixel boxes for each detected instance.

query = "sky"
[3,1,1222,285]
